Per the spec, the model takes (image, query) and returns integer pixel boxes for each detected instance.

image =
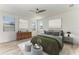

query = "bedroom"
[0,4,79,55]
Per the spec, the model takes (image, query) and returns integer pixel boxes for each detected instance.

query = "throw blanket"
[31,35,63,55]
[38,34,63,47]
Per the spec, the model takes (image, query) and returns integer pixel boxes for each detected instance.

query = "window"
[49,18,61,28]
[19,19,28,31]
[39,21,43,29]
[3,16,15,32]
[37,20,44,33]
[31,21,37,31]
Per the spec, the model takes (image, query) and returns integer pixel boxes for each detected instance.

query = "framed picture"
[3,16,15,32]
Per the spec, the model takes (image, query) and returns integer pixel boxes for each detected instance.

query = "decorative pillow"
[44,30,64,36]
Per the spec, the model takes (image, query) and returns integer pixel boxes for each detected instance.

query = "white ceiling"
[0,4,78,19]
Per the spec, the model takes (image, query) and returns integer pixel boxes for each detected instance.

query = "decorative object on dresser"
[16,32,32,40]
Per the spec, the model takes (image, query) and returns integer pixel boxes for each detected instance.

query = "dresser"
[16,32,32,40]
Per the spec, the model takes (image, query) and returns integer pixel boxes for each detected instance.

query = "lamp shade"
[67,32,71,34]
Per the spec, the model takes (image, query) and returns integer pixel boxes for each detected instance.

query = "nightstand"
[64,36,73,45]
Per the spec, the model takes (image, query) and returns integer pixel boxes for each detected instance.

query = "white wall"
[0,16,3,32]
[0,11,27,43]
[0,32,16,43]
[56,8,79,45]
[0,12,16,43]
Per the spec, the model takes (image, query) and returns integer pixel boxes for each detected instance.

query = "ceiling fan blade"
[38,10,46,13]
[29,8,46,14]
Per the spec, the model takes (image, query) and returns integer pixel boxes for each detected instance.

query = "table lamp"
[67,32,71,37]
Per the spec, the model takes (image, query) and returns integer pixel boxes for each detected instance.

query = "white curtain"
[49,18,61,28]
[19,19,28,31]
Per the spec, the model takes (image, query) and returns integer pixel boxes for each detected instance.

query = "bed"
[31,30,64,55]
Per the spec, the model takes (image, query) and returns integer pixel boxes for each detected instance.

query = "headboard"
[44,30,64,37]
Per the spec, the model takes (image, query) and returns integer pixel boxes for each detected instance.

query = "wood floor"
[0,39,79,55]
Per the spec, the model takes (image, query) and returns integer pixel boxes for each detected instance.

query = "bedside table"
[64,36,73,45]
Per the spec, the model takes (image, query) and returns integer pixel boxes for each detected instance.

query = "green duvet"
[31,35,62,55]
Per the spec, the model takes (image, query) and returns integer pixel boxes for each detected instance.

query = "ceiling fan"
[29,8,46,14]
